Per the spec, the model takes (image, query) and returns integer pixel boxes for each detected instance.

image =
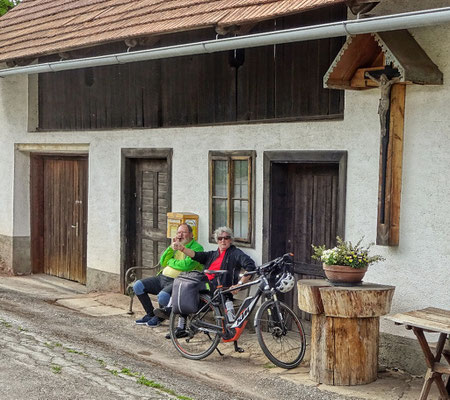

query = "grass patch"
[121,368,139,377]
[137,375,163,388]
[263,362,277,369]
[51,365,62,374]
[41,339,190,400]
[64,347,88,356]
[0,320,12,328]
[136,375,193,399]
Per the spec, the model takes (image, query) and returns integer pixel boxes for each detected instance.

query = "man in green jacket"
[133,223,203,327]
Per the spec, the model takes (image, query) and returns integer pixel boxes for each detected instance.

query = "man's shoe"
[135,315,153,325]
[153,306,172,320]
[165,327,189,339]
[146,316,162,327]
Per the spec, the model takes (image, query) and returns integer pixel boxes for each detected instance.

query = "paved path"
[0,274,439,400]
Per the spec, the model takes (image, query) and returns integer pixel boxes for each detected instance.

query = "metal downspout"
[0,6,450,77]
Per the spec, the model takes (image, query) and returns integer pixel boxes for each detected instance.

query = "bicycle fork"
[266,293,288,335]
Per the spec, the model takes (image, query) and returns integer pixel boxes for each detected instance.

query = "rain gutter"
[1,6,450,77]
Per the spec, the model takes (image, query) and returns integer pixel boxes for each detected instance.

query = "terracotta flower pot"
[323,263,367,286]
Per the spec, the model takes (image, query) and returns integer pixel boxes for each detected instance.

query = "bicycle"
[168,253,306,369]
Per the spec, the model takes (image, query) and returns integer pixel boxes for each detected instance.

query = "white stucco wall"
[0,71,28,237]
[0,1,449,337]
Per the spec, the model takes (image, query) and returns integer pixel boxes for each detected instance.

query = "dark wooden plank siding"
[237,20,276,122]
[160,29,236,126]
[39,5,345,130]
[275,5,346,119]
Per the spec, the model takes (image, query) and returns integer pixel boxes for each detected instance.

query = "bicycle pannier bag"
[172,271,209,314]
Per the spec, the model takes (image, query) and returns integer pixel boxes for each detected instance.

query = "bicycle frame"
[170,253,305,368]
[192,270,285,343]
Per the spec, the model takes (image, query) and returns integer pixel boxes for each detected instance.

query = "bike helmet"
[275,271,295,293]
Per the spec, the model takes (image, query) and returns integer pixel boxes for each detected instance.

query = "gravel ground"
[0,286,365,400]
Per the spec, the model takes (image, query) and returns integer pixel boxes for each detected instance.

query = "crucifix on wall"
[323,30,443,247]
[365,67,404,246]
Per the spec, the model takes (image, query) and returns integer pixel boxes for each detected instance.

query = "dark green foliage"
[312,236,385,269]
[0,0,18,16]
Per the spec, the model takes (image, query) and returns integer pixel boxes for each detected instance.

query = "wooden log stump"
[298,280,395,386]
[319,284,395,318]
[297,279,330,315]
[310,314,379,385]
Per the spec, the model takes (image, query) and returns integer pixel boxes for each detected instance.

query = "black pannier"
[172,270,209,314]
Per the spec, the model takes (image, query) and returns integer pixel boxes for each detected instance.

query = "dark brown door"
[31,155,88,284]
[126,158,170,275]
[270,163,340,312]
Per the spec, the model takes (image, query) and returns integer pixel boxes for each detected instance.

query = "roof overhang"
[324,29,443,90]
[1,7,450,78]
[0,0,347,64]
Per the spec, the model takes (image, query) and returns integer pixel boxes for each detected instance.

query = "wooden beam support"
[377,83,406,246]
[350,66,385,88]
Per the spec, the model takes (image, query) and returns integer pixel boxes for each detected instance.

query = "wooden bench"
[124,264,251,315]
[124,264,160,314]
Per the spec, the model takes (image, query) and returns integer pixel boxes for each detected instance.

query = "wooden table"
[298,279,395,386]
[385,307,450,400]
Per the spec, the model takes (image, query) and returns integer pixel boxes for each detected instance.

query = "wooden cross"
[366,68,406,246]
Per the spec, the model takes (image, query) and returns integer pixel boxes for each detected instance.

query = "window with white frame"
[209,151,255,246]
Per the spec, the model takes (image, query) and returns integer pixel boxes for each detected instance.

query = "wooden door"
[126,158,170,274]
[31,155,88,283]
[270,163,340,312]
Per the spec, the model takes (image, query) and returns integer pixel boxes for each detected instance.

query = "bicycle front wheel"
[169,294,222,360]
[255,300,306,369]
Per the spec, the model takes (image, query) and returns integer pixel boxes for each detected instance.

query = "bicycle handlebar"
[257,253,293,273]
[205,253,293,290]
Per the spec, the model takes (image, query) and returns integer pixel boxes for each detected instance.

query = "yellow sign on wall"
[167,212,199,240]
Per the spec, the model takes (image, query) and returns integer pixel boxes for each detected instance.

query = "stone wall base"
[86,267,121,293]
[380,331,427,376]
[0,234,30,275]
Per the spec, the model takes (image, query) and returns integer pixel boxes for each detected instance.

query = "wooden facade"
[263,151,347,316]
[38,6,346,131]
[121,149,172,290]
[30,154,88,284]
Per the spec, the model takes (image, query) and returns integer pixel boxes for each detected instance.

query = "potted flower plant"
[311,236,384,285]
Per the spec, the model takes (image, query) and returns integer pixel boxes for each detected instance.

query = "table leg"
[413,329,450,400]
[444,341,450,395]
[419,369,434,400]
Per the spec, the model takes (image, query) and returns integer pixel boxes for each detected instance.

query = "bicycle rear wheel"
[169,294,222,360]
[255,300,306,369]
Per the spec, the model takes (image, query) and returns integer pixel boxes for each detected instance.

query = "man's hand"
[171,236,181,250]
[172,240,184,251]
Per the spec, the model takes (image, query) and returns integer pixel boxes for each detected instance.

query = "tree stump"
[298,280,395,386]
